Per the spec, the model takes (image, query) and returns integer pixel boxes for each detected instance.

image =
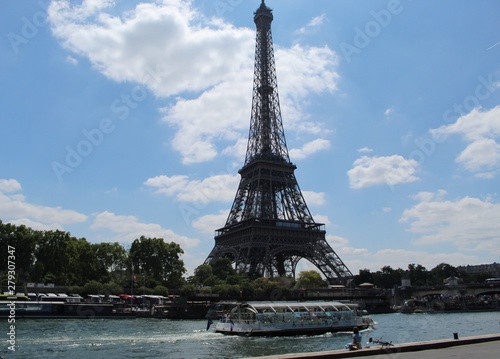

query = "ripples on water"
[11,312,500,358]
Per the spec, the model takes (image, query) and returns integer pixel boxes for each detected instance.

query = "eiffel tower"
[205,0,353,285]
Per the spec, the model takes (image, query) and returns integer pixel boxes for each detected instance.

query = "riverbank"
[241,333,500,359]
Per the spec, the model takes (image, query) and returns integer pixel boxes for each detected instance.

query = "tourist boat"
[213,301,375,336]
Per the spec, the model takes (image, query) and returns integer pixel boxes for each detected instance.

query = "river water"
[6,312,500,358]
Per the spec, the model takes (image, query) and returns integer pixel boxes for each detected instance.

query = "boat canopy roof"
[237,301,354,314]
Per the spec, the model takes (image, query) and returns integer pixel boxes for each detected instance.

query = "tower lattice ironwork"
[204,0,353,285]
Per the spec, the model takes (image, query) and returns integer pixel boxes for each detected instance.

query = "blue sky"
[1,0,500,277]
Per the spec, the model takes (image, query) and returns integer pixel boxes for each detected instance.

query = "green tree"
[82,280,104,296]
[213,283,241,298]
[191,264,213,286]
[408,263,429,286]
[34,230,80,285]
[209,258,236,279]
[0,221,37,283]
[153,285,169,297]
[203,275,223,287]
[354,269,373,286]
[181,284,196,297]
[103,281,123,295]
[294,270,326,289]
[240,280,255,297]
[385,265,402,287]
[129,236,186,288]
[95,242,127,273]
[74,239,102,285]
[429,263,458,285]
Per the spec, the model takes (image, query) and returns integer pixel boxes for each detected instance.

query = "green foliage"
[82,280,104,296]
[356,263,480,289]
[0,221,187,293]
[209,258,236,279]
[136,286,155,295]
[376,266,404,288]
[239,280,255,297]
[199,286,212,294]
[2,220,496,298]
[129,236,186,288]
[67,285,83,295]
[34,230,80,285]
[429,263,458,284]
[153,285,169,297]
[226,274,244,285]
[213,284,241,298]
[203,275,223,287]
[408,263,429,286]
[295,270,326,289]
[0,221,37,281]
[355,269,373,285]
[251,277,292,299]
[180,284,196,297]
[102,281,123,295]
[193,264,213,285]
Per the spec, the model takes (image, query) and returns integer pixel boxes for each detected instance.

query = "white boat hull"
[215,318,368,336]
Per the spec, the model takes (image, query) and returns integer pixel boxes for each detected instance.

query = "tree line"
[0,220,184,296]
[354,263,491,289]
[0,220,492,298]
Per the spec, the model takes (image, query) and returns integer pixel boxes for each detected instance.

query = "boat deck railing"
[220,311,356,325]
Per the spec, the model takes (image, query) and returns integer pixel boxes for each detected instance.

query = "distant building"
[457,262,500,277]
[444,276,462,286]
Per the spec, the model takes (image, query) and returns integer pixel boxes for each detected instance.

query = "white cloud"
[277,45,339,126]
[311,234,479,274]
[161,69,253,164]
[302,190,326,206]
[192,210,228,235]
[0,178,87,230]
[295,14,326,35]
[430,106,500,174]
[66,55,78,65]
[289,138,330,160]
[48,1,340,165]
[313,214,330,226]
[357,147,373,153]
[432,106,500,141]
[48,0,253,97]
[326,234,358,254]
[0,179,22,193]
[411,189,447,202]
[221,137,247,163]
[384,107,394,116]
[456,138,500,171]
[347,155,419,189]
[400,191,500,255]
[144,173,239,204]
[91,211,199,248]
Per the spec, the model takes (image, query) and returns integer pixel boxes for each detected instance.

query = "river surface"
[5,311,500,358]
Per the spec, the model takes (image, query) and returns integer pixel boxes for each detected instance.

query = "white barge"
[214,301,375,336]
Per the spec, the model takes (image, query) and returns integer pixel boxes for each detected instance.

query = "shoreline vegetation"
[1,220,500,319]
